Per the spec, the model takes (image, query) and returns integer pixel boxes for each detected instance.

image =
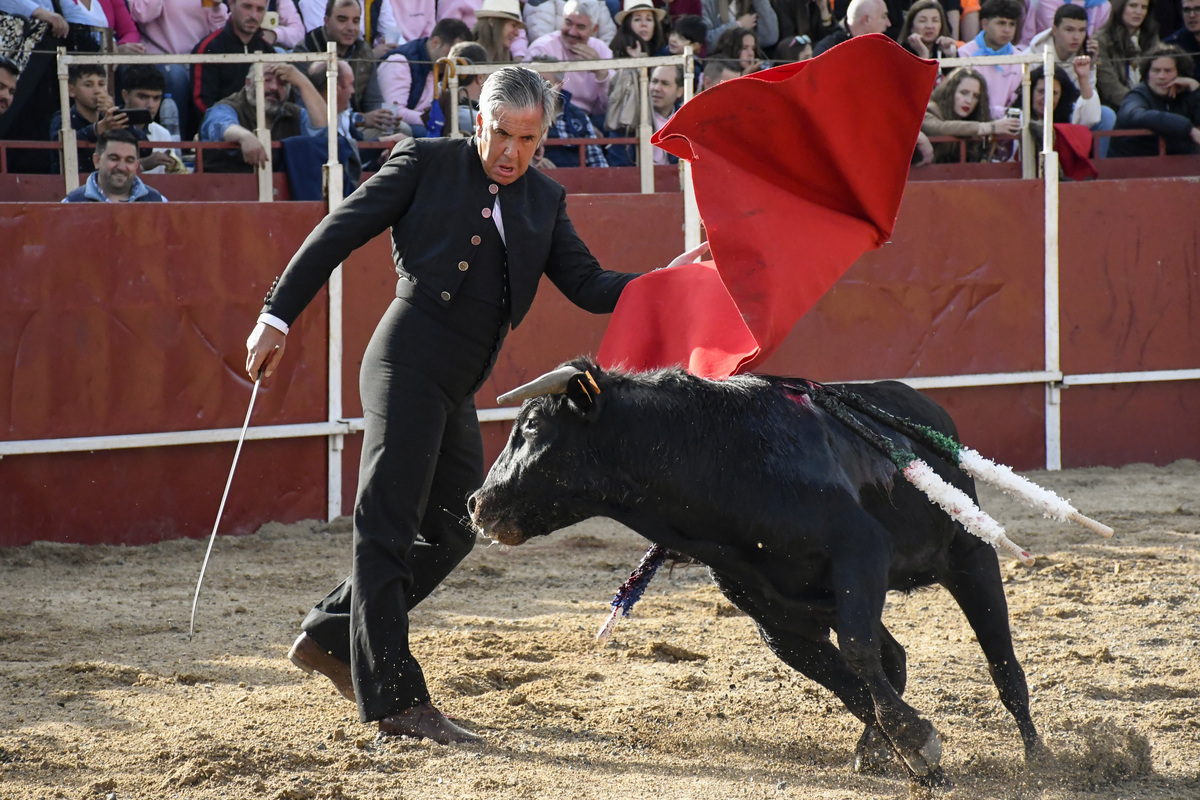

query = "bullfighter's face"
[475,104,545,185]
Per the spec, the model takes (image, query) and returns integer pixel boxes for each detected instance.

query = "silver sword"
[189,360,269,639]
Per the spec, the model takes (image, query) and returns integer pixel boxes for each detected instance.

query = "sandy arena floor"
[2,460,1198,800]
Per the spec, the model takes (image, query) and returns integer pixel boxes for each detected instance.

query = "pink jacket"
[127,0,227,54]
[97,0,140,43]
[377,53,435,127]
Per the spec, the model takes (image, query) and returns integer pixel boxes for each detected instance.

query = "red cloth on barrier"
[597,35,939,378]
[1053,123,1099,181]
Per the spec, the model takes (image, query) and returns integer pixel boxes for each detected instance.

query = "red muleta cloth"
[597,35,939,379]
[1053,122,1099,181]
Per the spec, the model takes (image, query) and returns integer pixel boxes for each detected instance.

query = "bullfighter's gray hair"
[478,66,558,132]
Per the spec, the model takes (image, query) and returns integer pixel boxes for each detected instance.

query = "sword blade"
[189,375,263,638]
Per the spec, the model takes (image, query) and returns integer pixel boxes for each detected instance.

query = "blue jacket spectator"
[63,129,167,202]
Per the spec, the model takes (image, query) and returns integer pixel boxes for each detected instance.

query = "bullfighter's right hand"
[246,323,286,379]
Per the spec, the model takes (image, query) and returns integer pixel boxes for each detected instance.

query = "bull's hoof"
[908,766,951,799]
[853,726,893,774]
[1024,736,1052,766]
[897,722,943,777]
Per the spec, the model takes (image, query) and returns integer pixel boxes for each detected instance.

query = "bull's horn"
[497,365,581,405]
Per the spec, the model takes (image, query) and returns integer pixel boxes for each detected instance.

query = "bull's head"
[469,359,619,545]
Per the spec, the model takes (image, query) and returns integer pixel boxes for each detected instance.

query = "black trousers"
[301,295,503,722]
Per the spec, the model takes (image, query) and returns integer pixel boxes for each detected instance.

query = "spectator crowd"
[0,0,1198,201]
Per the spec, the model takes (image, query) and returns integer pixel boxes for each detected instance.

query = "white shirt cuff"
[258,313,290,335]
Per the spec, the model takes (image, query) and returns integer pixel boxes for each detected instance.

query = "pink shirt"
[270,0,306,50]
[652,109,670,164]
[957,38,1026,119]
[128,0,228,54]
[378,53,436,127]
[437,0,482,29]
[525,32,613,117]
[386,0,435,43]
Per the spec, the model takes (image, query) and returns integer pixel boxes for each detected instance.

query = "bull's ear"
[564,370,603,421]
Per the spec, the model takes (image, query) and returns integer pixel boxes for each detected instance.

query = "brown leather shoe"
[287,632,355,702]
[378,703,482,744]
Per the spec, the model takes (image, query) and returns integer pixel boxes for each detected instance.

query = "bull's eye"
[522,415,540,438]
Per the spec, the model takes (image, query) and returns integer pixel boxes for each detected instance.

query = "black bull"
[469,361,1045,791]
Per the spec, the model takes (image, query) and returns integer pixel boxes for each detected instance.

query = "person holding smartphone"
[1028,4,1118,154]
[118,65,187,174]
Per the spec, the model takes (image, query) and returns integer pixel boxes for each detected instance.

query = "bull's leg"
[756,623,881,729]
[830,554,945,789]
[942,539,1043,761]
[855,624,906,774]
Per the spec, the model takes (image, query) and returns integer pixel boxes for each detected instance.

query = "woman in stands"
[922,67,1020,162]
[1095,0,1161,109]
[710,26,769,75]
[1111,44,1200,156]
[898,0,959,59]
[609,0,669,57]
[1019,63,1103,148]
[472,0,524,62]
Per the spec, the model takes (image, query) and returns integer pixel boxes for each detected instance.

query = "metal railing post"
[323,43,345,520]
[57,48,79,193]
[1040,47,1062,469]
[681,46,700,250]
[637,66,653,193]
[253,62,271,202]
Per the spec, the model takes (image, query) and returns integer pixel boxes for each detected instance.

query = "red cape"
[1053,122,1099,181]
[597,36,939,378]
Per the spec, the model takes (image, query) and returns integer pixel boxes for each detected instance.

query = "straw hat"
[614,0,666,25]
[476,0,525,25]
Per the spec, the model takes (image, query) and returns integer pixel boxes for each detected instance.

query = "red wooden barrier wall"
[1,177,1197,546]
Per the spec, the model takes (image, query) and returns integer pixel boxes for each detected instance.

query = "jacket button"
[481,207,491,219]
[441,291,451,301]
[489,184,499,194]
[471,235,481,245]
[458,261,469,271]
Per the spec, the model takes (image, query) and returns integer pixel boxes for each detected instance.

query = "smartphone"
[263,11,279,30]
[115,107,153,126]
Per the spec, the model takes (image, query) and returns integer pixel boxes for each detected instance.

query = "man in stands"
[378,17,472,138]
[115,65,186,174]
[526,0,614,127]
[0,56,19,117]
[813,0,890,56]
[191,0,275,123]
[62,129,167,203]
[531,55,609,167]
[1029,4,1117,154]
[607,64,684,166]
[958,0,1026,119]
[198,62,327,172]
[699,58,741,90]
[297,0,393,134]
[1166,0,1200,77]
